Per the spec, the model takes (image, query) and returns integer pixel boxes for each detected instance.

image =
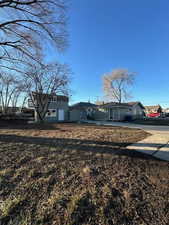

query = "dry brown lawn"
[0,122,168,225]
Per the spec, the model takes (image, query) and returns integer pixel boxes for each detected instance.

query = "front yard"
[0,122,168,225]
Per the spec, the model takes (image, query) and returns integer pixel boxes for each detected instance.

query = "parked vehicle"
[147,113,160,118]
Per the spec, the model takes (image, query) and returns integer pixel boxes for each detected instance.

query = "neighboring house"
[0,106,20,114]
[69,102,97,121]
[144,105,162,117]
[95,101,105,106]
[19,108,34,117]
[28,93,69,122]
[95,101,144,121]
[163,108,169,117]
[164,108,169,113]
[127,102,145,119]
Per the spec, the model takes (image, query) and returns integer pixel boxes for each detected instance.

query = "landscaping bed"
[0,123,168,225]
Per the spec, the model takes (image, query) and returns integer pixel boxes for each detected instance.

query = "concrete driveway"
[86,120,169,161]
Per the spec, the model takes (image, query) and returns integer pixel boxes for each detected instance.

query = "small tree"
[11,85,29,112]
[24,62,71,122]
[0,72,23,114]
[103,69,136,103]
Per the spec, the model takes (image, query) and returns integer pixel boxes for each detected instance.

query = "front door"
[58,109,64,121]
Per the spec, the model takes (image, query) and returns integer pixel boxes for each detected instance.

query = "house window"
[46,109,57,117]
[50,97,57,102]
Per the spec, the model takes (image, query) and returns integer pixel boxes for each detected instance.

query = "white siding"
[131,104,144,119]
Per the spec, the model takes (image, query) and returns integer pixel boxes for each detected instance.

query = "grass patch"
[0,196,24,218]
[0,169,12,177]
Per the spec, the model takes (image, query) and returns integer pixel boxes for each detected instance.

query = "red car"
[147,113,160,118]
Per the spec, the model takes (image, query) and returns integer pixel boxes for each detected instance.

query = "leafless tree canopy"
[0,0,68,71]
[103,69,136,103]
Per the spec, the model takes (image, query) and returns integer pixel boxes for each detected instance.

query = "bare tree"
[11,89,21,108]
[0,0,68,72]
[24,62,71,122]
[0,72,23,113]
[11,84,28,112]
[103,69,136,103]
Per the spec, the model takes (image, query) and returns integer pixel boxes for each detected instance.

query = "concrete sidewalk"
[86,120,169,161]
[127,133,169,161]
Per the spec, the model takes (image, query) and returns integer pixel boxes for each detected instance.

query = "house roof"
[144,105,162,111]
[31,92,69,102]
[70,102,97,109]
[99,101,144,109]
[99,102,130,108]
[127,101,145,109]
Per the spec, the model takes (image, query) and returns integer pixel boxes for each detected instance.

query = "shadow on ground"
[0,133,163,161]
[0,120,63,130]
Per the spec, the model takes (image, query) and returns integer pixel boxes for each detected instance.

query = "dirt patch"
[0,123,168,225]
[0,122,149,144]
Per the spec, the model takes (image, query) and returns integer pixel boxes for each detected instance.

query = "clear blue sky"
[47,0,169,107]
